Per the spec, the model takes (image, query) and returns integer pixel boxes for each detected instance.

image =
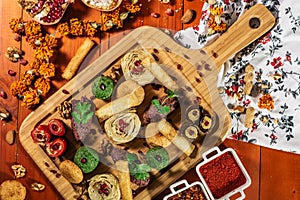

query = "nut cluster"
[31,182,46,191]
[56,100,72,119]
[0,107,10,121]
[5,47,23,62]
[11,164,26,179]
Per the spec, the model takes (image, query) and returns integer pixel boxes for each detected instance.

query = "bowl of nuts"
[80,0,123,11]
[18,0,73,25]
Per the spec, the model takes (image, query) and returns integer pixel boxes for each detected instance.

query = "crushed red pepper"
[199,151,247,199]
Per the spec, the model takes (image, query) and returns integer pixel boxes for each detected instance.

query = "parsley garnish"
[71,102,94,124]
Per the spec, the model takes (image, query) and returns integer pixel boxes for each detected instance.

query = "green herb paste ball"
[74,146,99,173]
[92,76,114,100]
[145,146,170,170]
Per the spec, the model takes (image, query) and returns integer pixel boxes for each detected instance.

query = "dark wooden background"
[1,0,300,199]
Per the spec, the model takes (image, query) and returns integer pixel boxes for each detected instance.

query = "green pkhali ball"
[146,146,170,170]
[74,146,99,173]
[92,76,114,100]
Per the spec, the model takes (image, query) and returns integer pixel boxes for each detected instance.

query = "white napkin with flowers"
[174,0,300,153]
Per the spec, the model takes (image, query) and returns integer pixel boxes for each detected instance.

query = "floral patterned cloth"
[174,0,300,153]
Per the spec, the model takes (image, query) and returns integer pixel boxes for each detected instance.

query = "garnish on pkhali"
[151,89,178,114]
[72,101,94,124]
[71,96,95,141]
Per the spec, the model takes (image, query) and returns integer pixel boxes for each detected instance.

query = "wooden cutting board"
[19,4,275,200]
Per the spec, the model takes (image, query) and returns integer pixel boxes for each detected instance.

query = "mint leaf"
[151,99,161,108]
[167,89,178,98]
[134,172,150,180]
[159,106,170,115]
[136,164,151,172]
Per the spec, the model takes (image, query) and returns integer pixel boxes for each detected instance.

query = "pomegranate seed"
[151,12,160,18]
[0,91,7,99]
[165,8,174,16]
[8,69,17,76]
[13,35,21,42]
[62,89,70,94]
[19,59,28,66]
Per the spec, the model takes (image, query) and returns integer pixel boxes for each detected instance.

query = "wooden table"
[1,0,300,199]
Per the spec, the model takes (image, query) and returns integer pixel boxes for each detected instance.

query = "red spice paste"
[199,151,246,199]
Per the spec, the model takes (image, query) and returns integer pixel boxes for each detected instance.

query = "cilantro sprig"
[72,102,94,124]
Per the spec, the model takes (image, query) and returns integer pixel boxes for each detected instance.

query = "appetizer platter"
[19,5,275,200]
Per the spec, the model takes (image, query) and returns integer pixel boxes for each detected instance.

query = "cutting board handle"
[203,4,275,69]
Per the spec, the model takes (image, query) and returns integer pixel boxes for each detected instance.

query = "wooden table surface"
[1,0,300,199]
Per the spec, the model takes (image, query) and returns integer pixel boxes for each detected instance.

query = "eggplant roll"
[121,49,155,86]
[104,112,141,144]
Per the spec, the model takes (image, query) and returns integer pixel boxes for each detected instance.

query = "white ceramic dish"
[164,179,210,200]
[195,146,251,200]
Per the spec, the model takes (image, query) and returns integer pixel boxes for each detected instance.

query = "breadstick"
[142,57,178,92]
[62,38,95,80]
[145,122,172,147]
[96,85,145,122]
[115,160,133,200]
[158,119,195,156]
[244,107,255,128]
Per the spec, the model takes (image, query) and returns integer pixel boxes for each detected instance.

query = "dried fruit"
[31,124,52,145]
[151,12,160,18]
[11,164,26,178]
[48,119,66,136]
[31,182,46,191]
[0,107,10,121]
[6,130,16,145]
[45,138,67,157]
[181,9,194,24]
[0,90,7,99]
[8,69,17,76]
[165,8,174,16]
[19,58,28,66]
[13,34,21,42]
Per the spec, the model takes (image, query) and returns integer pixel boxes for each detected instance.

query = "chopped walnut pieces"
[11,164,26,179]
[5,46,23,62]
[31,182,46,191]
[73,183,89,200]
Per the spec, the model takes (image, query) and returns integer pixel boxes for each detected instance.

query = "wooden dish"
[19,5,275,199]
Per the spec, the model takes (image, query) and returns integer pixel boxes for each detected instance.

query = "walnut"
[56,100,72,119]
[11,164,26,179]
[5,46,23,62]
[31,182,46,191]
[0,107,11,121]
